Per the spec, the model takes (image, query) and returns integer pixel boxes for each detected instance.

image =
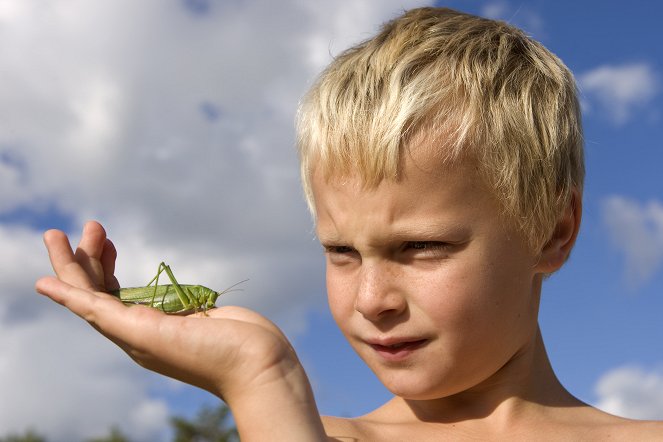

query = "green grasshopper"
[110,262,243,315]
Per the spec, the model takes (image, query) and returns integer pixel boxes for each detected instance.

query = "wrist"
[224,350,327,441]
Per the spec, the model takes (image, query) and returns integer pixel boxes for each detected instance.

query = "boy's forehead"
[402,130,471,177]
[310,146,508,247]
[310,146,483,217]
[312,130,473,192]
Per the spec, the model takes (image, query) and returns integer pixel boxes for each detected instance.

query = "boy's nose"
[354,262,407,321]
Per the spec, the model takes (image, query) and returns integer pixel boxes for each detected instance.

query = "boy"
[36,7,662,441]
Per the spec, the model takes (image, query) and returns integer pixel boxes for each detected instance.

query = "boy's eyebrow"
[315,231,344,245]
[316,223,470,244]
[390,223,470,241]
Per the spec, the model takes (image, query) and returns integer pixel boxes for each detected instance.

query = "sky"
[0,0,661,440]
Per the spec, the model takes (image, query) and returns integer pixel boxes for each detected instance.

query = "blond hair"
[296,7,584,251]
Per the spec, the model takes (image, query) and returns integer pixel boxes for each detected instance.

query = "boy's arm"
[35,221,328,442]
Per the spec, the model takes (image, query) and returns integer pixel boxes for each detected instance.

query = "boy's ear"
[535,189,582,274]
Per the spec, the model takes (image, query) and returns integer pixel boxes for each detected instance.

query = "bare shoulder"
[607,418,663,440]
[321,403,400,441]
[579,408,663,440]
[319,408,663,441]
[322,415,370,441]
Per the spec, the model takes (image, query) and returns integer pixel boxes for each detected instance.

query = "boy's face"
[312,144,546,400]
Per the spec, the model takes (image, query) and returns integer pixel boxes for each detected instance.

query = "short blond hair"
[296,7,584,251]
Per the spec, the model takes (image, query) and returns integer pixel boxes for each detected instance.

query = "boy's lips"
[365,337,429,361]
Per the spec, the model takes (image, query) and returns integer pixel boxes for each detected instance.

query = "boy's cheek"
[325,269,352,313]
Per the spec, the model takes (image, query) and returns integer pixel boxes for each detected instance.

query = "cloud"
[481,2,509,19]
[0,224,170,442]
[0,0,430,439]
[0,0,428,322]
[578,63,659,125]
[601,196,663,288]
[594,365,663,420]
[479,1,544,36]
[0,315,171,442]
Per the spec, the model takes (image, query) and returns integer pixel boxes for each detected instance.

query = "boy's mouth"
[367,338,428,361]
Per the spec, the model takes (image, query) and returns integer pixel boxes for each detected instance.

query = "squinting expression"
[312,148,547,401]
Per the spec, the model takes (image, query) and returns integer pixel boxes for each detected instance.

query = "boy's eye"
[403,241,451,257]
[323,245,359,265]
[325,245,355,254]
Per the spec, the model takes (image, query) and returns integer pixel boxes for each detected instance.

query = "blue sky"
[0,0,661,440]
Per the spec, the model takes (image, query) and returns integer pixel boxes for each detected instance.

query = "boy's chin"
[370,367,453,401]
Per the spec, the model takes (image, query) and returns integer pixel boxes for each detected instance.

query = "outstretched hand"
[35,221,327,441]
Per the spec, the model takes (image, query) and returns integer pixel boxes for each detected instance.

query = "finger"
[74,221,108,289]
[101,238,120,290]
[35,276,111,321]
[44,229,97,291]
[35,275,162,349]
[75,220,108,260]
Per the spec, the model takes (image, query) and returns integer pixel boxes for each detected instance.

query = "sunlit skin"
[312,141,661,440]
[34,143,662,440]
[34,222,328,442]
[317,156,543,396]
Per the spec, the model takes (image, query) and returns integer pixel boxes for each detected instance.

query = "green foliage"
[86,426,131,442]
[170,403,238,442]
[0,429,47,442]
[0,403,237,442]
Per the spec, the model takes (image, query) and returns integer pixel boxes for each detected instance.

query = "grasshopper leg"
[145,262,169,311]
[161,262,196,312]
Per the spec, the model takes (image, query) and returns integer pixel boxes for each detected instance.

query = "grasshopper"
[110,262,243,315]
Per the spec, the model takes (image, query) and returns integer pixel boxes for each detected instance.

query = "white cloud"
[479,1,544,36]
[578,63,659,125]
[481,2,509,19]
[0,224,170,441]
[601,196,663,287]
[594,365,663,420]
[0,312,170,442]
[0,155,29,212]
[0,0,428,320]
[0,0,431,439]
